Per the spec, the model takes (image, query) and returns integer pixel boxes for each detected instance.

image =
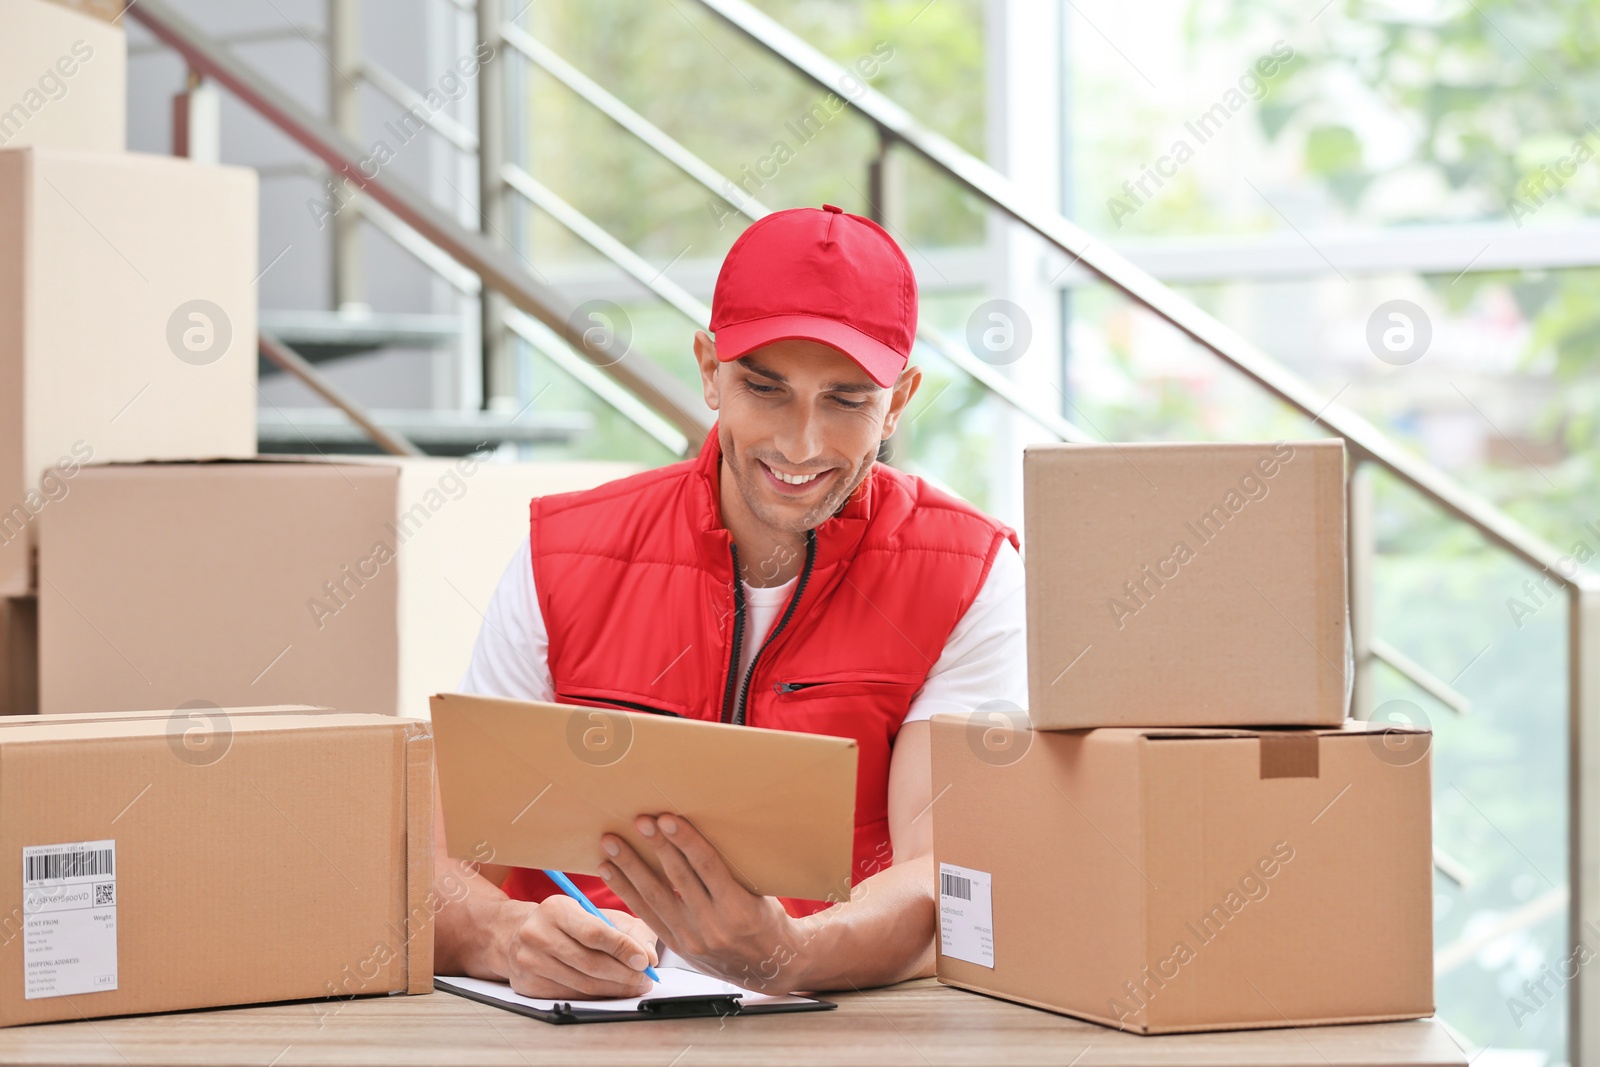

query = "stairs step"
[258,310,463,365]
[256,407,591,456]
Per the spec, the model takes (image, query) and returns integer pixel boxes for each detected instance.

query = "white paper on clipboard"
[435,961,820,1014]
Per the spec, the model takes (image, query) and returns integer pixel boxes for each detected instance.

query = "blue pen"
[543,869,661,982]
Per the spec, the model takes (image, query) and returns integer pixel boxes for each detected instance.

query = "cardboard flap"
[80,456,402,471]
[0,711,401,745]
[1330,718,1429,737]
[0,705,333,730]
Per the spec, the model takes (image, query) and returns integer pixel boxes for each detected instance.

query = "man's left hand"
[598,814,810,993]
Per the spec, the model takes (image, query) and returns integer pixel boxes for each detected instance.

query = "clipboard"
[434,968,836,1024]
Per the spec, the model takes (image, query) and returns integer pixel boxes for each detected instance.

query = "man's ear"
[693,329,721,412]
[879,364,922,441]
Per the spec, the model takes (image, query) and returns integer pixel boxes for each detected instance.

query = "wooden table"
[0,980,1467,1066]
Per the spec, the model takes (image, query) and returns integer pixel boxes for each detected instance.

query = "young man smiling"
[433,203,1026,998]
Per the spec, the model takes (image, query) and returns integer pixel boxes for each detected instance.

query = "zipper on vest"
[603,699,681,717]
[718,543,747,725]
[774,681,820,693]
[732,529,817,727]
[556,694,682,718]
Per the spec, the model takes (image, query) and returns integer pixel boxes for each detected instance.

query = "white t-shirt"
[458,537,1028,726]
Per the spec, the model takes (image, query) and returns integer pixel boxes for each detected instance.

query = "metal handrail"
[359,59,479,153]
[337,185,694,455]
[501,164,711,325]
[497,23,1092,446]
[498,23,772,218]
[502,310,689,457]
[258,333,424,457]
[128,0,713,447]
[1371,636,1470,716]
[691,0,1598,589]
[357,193,482,295]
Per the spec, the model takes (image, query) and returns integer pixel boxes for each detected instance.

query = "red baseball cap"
[709,204,917,388]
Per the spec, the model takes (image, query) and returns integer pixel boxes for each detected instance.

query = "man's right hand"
[495,896,660,999]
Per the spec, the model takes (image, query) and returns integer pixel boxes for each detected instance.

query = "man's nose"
[771,402,825,466]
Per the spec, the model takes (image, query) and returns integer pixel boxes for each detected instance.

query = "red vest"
[501,426,1017,916]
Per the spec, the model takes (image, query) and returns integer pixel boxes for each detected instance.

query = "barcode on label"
[940,871,972,901]
[25,847,114,884]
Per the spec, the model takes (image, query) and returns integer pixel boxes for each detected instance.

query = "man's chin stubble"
[739,454,873,534]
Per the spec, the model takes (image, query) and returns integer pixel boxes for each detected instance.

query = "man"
[433,203,1025,999]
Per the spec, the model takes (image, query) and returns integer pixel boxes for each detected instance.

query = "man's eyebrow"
[738,356,787,382]
[737,355,879,394]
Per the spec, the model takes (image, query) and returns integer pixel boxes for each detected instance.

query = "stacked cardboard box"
[38,456,636,717]
[0,148,258,598]
[0,2,468,1025]
[1,2,258,708]
[932,440,1434,1033]
[0,0,126,154]
[0,705,433,1025]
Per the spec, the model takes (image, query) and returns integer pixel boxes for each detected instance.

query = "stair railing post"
[476,0,514,412]
[1573,581,1600,1066]
[328,0,364,314]
[171,68,221,163]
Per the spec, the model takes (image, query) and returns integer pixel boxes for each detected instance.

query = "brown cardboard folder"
[429,693,859,903]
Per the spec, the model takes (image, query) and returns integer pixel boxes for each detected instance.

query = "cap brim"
[712,314,906,388]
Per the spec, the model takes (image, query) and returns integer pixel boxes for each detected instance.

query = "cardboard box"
[0,704,432,1026]
[931,715,1433,1034]
[0,147,258,596]
[39,457,637,717]
[1024,440,1348,729]
[0,598,38,714]
[0,0,126,153]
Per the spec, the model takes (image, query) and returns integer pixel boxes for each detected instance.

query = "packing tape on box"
[1258,733,1320,779]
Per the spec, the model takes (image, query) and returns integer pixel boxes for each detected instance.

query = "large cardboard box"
[0,147,258,596]
[0,0,126,153]
[930,715,1433,1034]
[0,598,38,714]
[1025,440,1348,729]
[39,457,637,717]
[0,704,433,1026]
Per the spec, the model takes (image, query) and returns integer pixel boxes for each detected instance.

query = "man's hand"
[492,896,661,999]
[598,814,808,993]
[589,722,940,995]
